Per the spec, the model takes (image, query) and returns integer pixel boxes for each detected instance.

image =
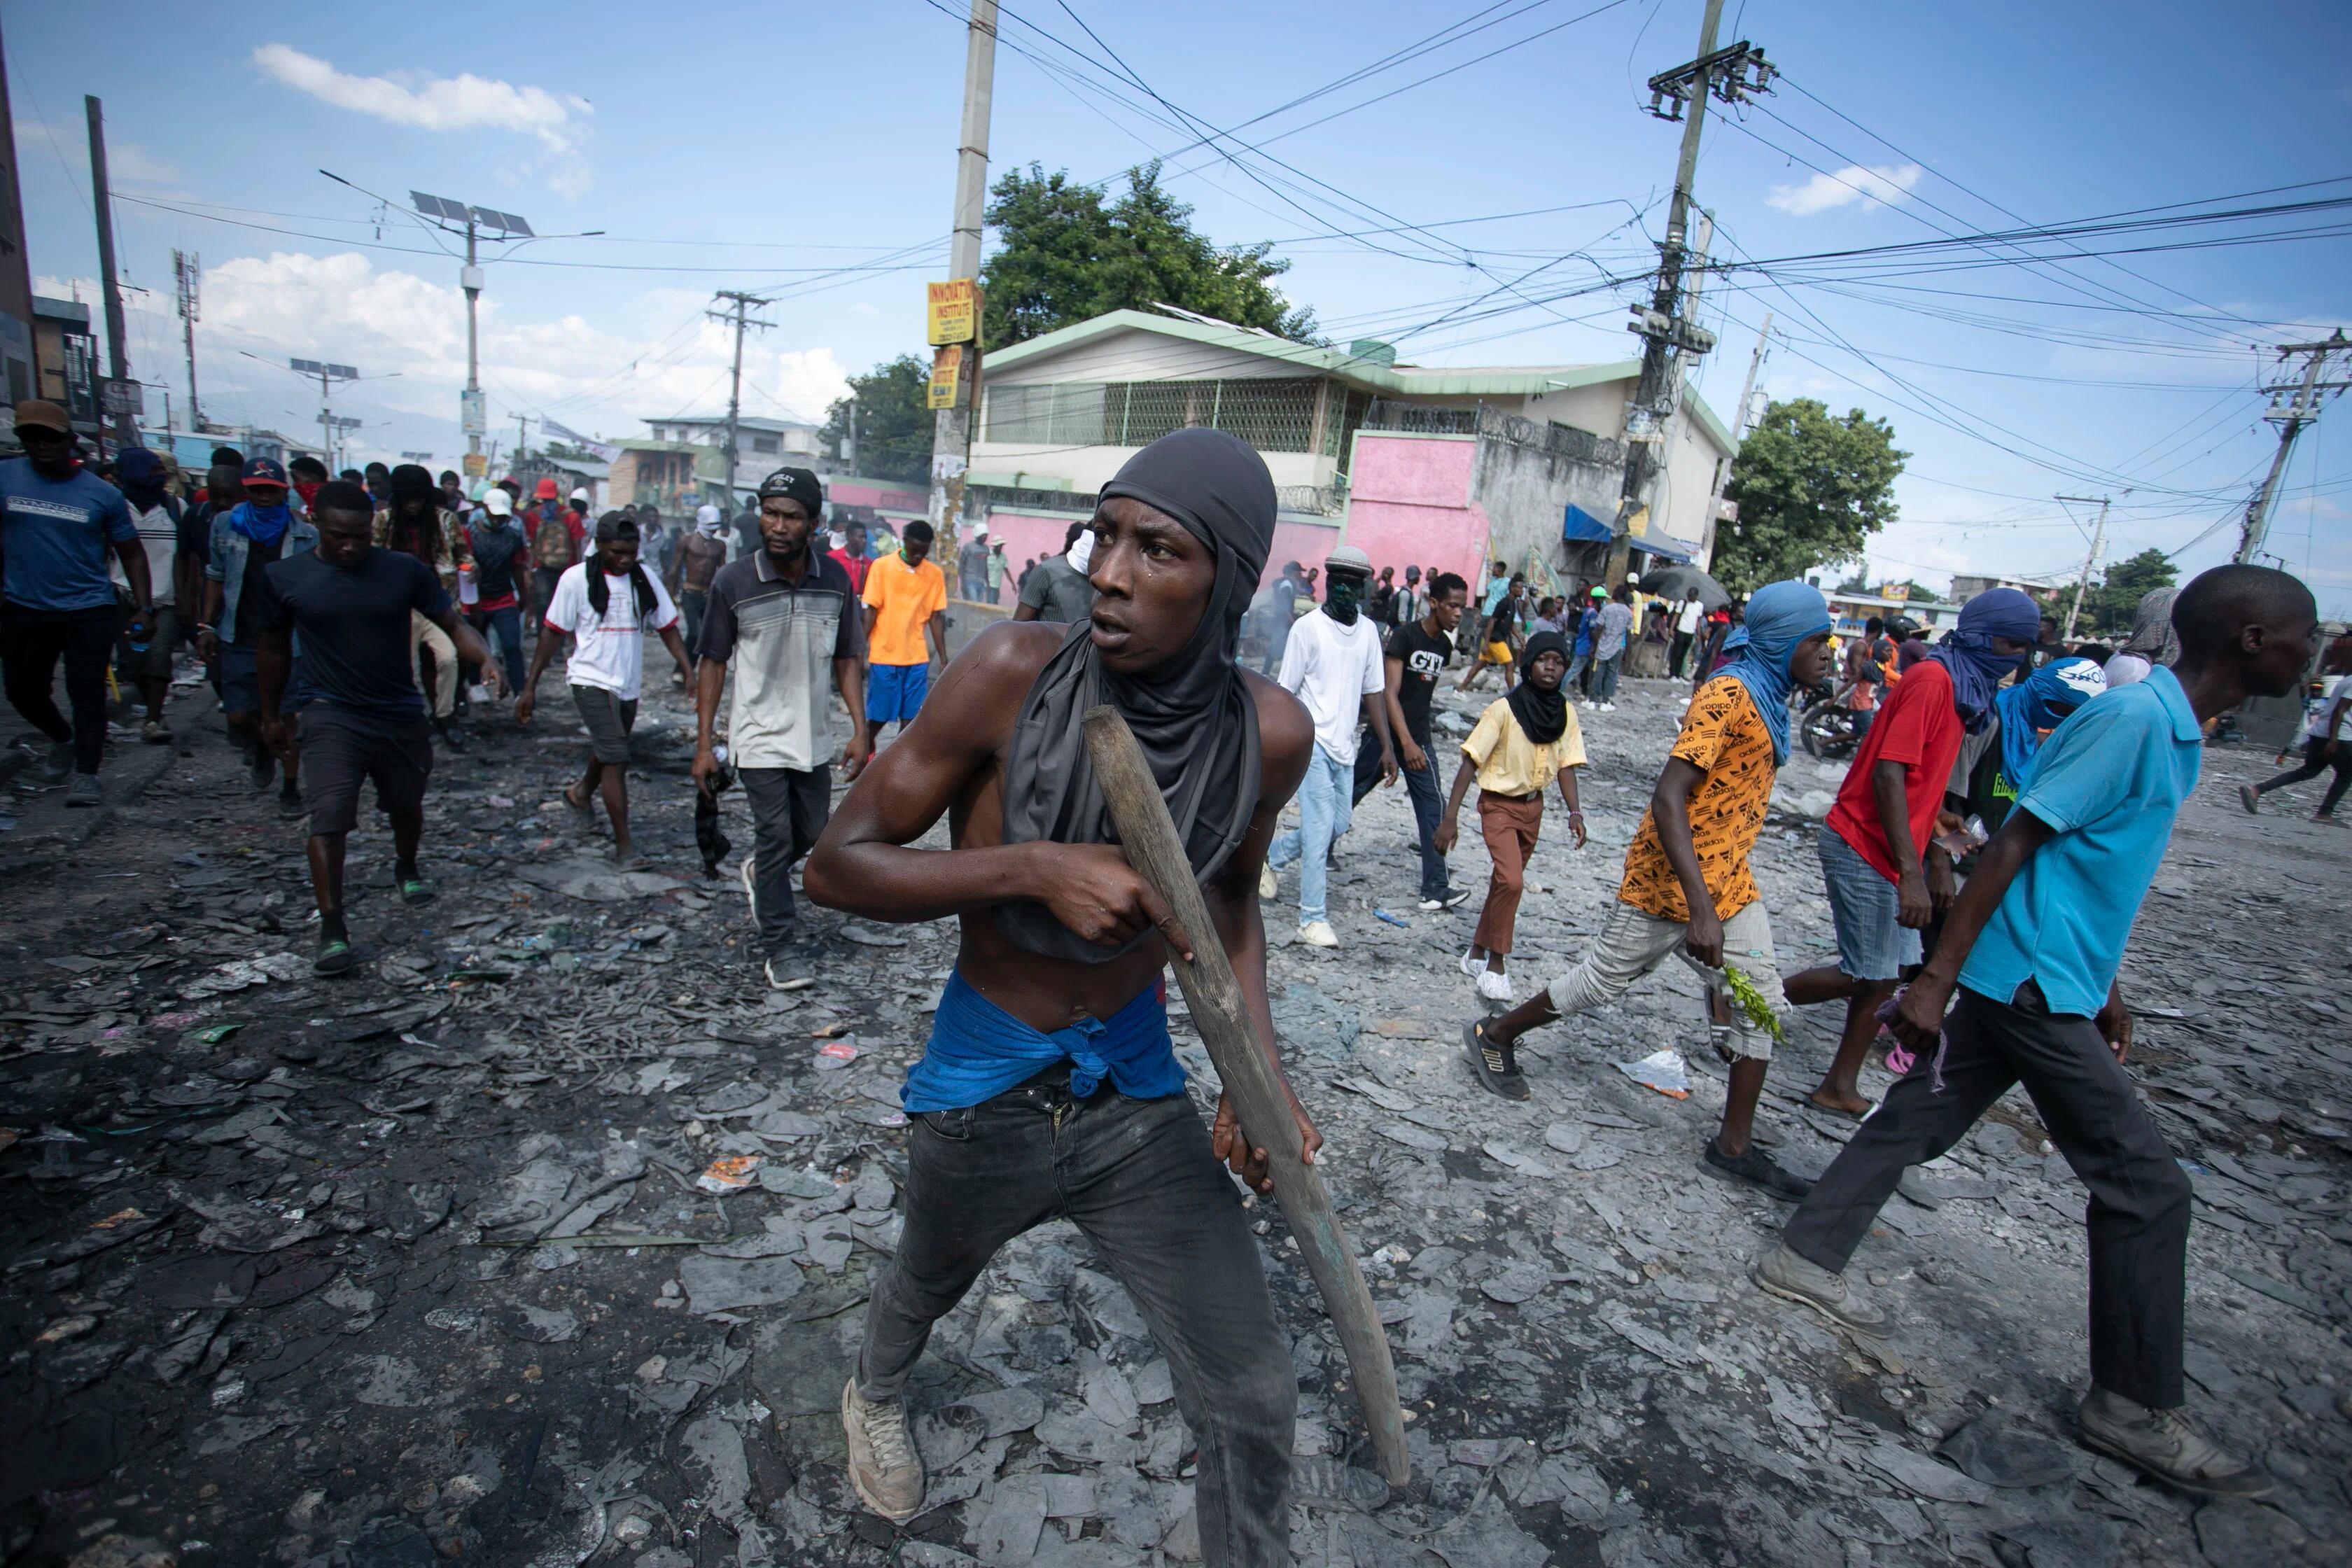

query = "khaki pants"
[1472,792,1543,955]
[410,612,456,719]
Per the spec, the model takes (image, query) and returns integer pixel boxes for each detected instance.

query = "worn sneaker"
[141,719,172,746]
[1754,1242,1884,1331]
[841,1378,927,1522]
[1418,890,1470,911]
[1600,702,1618,713]
[1298,920,1340,948]
[740,853,760,912]
[2239,783,2261,815]
[1701,1138,1813,1200]
[764,954,816,993]
[277,784,307,820]
[1458,946,1484,979]
[37,741,72,783]
[1259,862,1276,899]
[1464,1019,1529,1101]
[248,748,276,790]
[1474,967,1513,1004]
[65,772,102,808]
[2076,1387,2274,1499]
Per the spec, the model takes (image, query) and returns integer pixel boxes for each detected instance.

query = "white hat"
[972,522,988,537]
[1325,544,1372,574]
[570,486,589,503]
[696,504,722,525]
[482,489,513,517]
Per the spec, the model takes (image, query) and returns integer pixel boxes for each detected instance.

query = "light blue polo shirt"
[1959,666,2202,1017]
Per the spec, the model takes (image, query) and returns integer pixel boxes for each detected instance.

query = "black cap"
[756,466,824,518]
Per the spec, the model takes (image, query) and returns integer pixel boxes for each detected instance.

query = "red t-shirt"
[1826,657,1962,884]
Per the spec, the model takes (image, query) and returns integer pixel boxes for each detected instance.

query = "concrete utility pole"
[512,412,531,472]
[173,250,201,431]
[710,290,772,509]
[2237,329,2348,564]
[927,0,998,542]
[2057,494,2110,643]
[1609,1,1772,584]
[1698,309,1771,566]
[85,95,136,447]
[463,220,484,464]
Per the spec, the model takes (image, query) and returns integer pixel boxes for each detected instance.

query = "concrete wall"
[1469,420,1623,594]
[968,440,1336,497]
[829,477,927,514]
[1337,433,1492,589]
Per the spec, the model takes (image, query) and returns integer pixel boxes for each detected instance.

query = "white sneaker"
[1459,946,1483,979]
[1475,967,1513,1002]
[841,1378,927,1521]
[1600,702,1617,713]
[740,854,759,913]
[1580,699,1596,710]
[1259,862,1276,899]
[1298,920,1340,948]
[1418,890,1469,911]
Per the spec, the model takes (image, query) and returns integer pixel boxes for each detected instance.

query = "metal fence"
[984,377,1368,459]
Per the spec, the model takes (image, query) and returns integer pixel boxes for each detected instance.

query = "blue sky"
[11,0,2350,609]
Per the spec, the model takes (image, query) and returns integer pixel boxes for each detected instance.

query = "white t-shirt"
[1676,598,1704,636]
[108,501,181,608]
[2306,673,2352,741]
[1278,608,1386,766]
[542,562,679,699]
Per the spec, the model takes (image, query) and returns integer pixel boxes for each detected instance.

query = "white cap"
[972,522,988,537]
[570,487,589,503]
[696,504,722,525]
[483,489,513,517]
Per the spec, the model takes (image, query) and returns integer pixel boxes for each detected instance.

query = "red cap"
[533,477,560,500]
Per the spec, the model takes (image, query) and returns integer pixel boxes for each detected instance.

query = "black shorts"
[571,685,638,764]
[300,705,433,834]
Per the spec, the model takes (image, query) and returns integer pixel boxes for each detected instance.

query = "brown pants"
[1473,791,1544,955]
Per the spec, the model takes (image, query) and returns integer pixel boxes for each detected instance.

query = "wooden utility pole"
[2237,330,2348,564]
[710,290,771,511]
[925,0,997,543]
[1609,2,1772,584]
[85,94,136,447]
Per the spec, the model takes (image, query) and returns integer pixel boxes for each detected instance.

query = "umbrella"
[1639,564,1730,610]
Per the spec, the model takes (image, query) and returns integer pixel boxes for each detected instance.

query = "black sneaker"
[277,784,307,820]
[248,748,276,790]
[1700,1137,1813,1200]
[435,720,468,752]
[1463,1019,1530,1101]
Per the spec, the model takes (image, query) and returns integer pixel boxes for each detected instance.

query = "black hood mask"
[994,428,1276,962]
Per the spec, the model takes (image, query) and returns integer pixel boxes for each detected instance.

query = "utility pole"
[512,412,531,472]
[2057,494,2110,643]
[710,290,772,510]
[85,94,136,448]
[2237,328,2348,564]
[926,0,998,544]
[1698,309,1771,567]
[1610,1,1772,584]
[173,250,201,431]
[463,219,484,466]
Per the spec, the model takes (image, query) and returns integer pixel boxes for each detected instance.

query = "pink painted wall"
[829,479,927,513]
[1338,434,1491,589]
[974,509,1091,606]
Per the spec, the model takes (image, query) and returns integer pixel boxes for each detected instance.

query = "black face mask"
[1324,572,1366,626]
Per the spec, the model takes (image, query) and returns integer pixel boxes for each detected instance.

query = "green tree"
[820,356,932,487]
[2080,547,2178,636]
[980,162,1318,349]
[1716,399,1908,595]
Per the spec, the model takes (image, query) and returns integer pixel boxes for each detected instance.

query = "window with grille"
[985,377,1359,458]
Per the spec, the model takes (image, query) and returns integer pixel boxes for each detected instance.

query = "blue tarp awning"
[1562,504,1611,543]
[1632,534,1700,565]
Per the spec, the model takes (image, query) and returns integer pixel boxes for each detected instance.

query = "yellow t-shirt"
[1618,675,1778,923]
[862,552,946,667]
[1461,698,1586,798]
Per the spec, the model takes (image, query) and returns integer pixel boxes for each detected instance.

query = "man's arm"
[1432,752,1477,856]
[655,621,693,684]
[1359,683,1396,787]
[2325,691,2351,752]
[1648,757,1720,962]
[1889,810,2057,1049]
[692,654,729,792]
[513,610,565,724]
[1382,655,1426,773]
[1872,758,1932,927]
[1556,762,1586,848]
[925,610,949,668]
[427,603,499,694]
[112,536,154,636]
[254,625,295,755]
[804,625,1186,945]
[834,655,871,779]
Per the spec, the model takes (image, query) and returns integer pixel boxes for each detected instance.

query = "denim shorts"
[1817,820,1920,981]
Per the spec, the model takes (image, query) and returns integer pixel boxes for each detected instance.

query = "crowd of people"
[1,401,2334,1562]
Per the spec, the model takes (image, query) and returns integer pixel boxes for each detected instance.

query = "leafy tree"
[2081,547,2178,636]
[980,162,1318,349]
[820,356,932,487]
[1715,399,1908,595]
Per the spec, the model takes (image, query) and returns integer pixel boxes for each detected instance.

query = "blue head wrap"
[228,498,290,547]
[1993,656,2106,794]
[1927,587,2040,732]
[1712,581,1833,764]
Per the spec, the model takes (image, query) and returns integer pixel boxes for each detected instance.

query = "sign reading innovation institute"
[925,280,981,346]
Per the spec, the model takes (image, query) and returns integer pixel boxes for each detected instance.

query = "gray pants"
[1546,899,1782,1060]
[740,764,830,953]
[1782,981,2191,1408]
[859,1071,1293,1567]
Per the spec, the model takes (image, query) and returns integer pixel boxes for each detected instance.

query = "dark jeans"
[1670,630,1695,678]
[1783,981,2190,1408]
[680,588,708,661]
[1591,653,1623,703]
[470,605,525,694]
[2254,736,2351,816]
[858,1070,1293,1567]
[531,566,564,624]
[2,603,115,774]
[740,764,830,953]
[1350,722,1450,898]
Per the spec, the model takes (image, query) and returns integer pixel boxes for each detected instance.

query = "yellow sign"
[927,344,965,410]
[461,452,488,478]
[927,280,980,345]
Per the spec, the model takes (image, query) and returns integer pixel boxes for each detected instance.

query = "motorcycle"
[1800,682,1861,762]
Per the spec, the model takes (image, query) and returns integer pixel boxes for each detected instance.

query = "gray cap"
[1325,544,1372,575]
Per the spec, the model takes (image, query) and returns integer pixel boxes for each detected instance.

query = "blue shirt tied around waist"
[901,969,1188,1113]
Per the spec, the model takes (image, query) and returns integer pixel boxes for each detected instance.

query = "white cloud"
[15,118,181,191]
[1765,162,1923,217]
[251,44,591,160]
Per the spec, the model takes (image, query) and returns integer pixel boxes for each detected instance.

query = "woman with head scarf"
[1467,582,1835,1195]
[1434,629,1588,1004]
[799,428,1324,1555]
[1786,586,2040,1116]
[514,511,691,867]
[2102,587,2180,689]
